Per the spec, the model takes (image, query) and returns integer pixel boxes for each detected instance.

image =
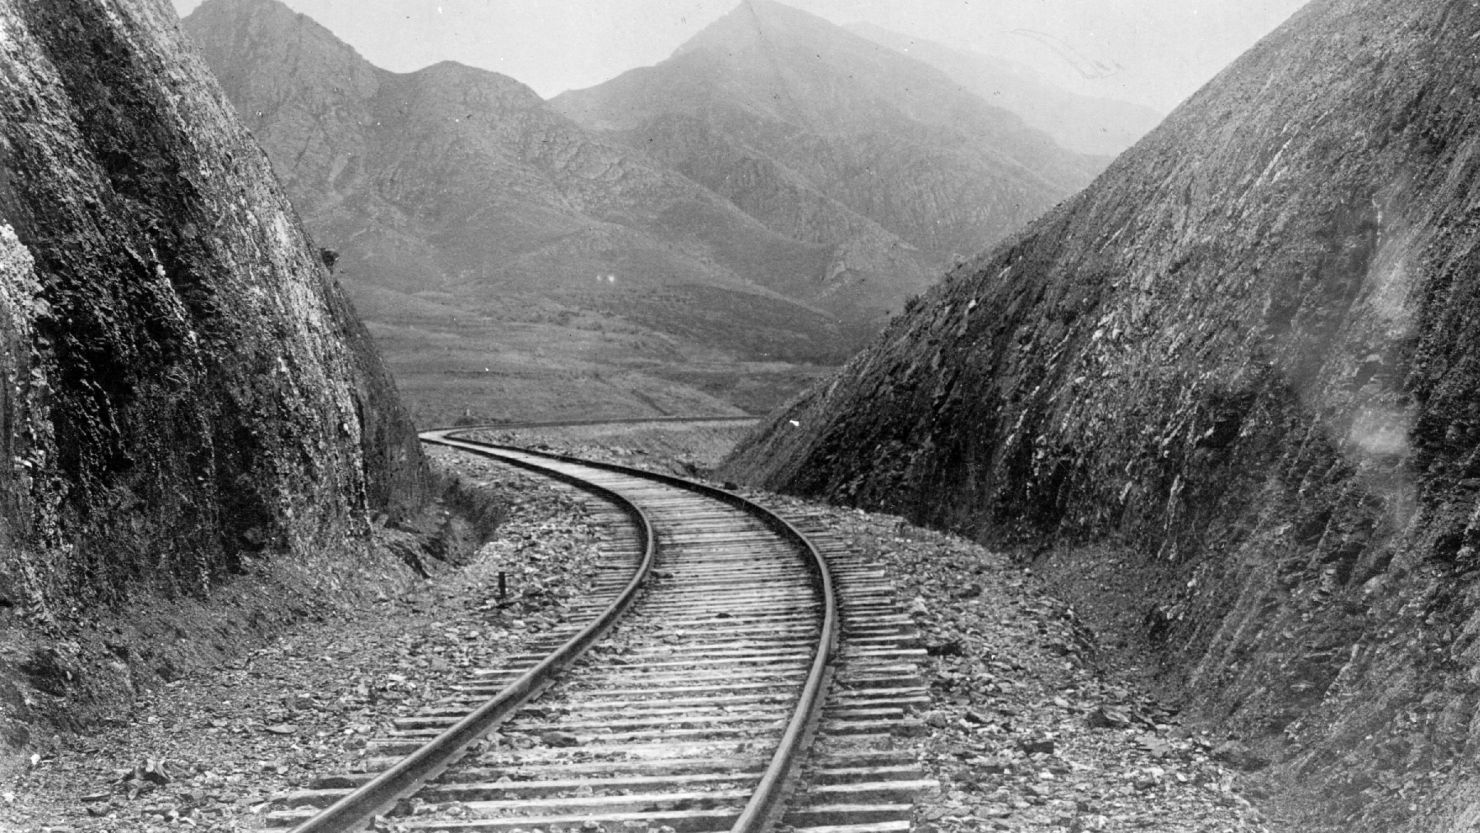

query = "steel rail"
[449,415,758,431]
[286,434,658,833]
[441,429,840,833]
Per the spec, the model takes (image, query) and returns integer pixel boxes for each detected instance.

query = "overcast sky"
[169,0,1310,113]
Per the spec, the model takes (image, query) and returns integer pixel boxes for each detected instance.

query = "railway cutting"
[264,432,932,832]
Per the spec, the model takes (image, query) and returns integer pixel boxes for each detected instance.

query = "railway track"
[265,432,930,832]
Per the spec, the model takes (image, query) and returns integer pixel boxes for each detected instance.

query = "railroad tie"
[264,435,931,833]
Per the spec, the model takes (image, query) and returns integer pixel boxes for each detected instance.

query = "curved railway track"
[266,431,929,833]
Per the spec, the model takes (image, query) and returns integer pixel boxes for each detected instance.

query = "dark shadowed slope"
[722,1,1480,828]
[0,0,425,611]
[846,21,1164,158]
[552,0,1099,319]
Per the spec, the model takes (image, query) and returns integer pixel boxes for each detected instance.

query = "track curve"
[269,431,837,832]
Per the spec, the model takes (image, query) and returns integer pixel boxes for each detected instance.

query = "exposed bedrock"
[0,0,426,617]
[721,1,1480,828]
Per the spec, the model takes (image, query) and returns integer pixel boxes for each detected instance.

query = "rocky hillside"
[0,0,425,618]
[554,0,1098,277]
[846,22,1163,158]
[722,0,1480,828]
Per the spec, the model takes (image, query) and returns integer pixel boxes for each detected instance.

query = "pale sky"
[169,0,1310,113]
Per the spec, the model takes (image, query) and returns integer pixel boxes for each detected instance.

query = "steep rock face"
[722,1,1480,828]
[0,0,425,613]
[845,22,1163,158]
[552,0,1098,315]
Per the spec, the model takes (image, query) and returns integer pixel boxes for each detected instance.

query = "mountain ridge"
[555,0,1097,267]
[187,0,836,303]
[844,21,1164,158]
[185,0,1099,421]
[186,0,876,421]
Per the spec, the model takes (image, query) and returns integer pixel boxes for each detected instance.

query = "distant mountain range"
[182,0,1106,421]
[845,22,1163,158]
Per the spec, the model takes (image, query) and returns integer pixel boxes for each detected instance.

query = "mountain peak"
[189,0,352,54]
[184,0,381,100]
[673,0,860,62]
[553,0,1097,312]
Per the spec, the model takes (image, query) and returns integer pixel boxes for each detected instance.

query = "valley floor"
[1,430,1272,832]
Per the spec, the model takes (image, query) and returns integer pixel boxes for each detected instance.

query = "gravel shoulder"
[469,423,1278,831]
[0,447,610,831]
[751,492,1272,832]
[2,433,1273,831]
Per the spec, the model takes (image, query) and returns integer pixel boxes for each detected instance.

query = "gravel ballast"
[2,442,1271,831]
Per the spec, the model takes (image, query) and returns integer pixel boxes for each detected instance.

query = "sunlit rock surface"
[721,1,1480,828]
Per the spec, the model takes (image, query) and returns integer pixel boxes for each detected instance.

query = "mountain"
[183,0,1099,423]
[721,0,1480,828]
[554,0,1098,277]
[0,0,424,614]
[845,22,1164,158]
[184,0,880,423]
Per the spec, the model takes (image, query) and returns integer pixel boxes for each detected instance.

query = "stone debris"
[0,441,1274,831]
[0,449,608,831]
[748,490,1274,833]
[459,428,1279,832]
